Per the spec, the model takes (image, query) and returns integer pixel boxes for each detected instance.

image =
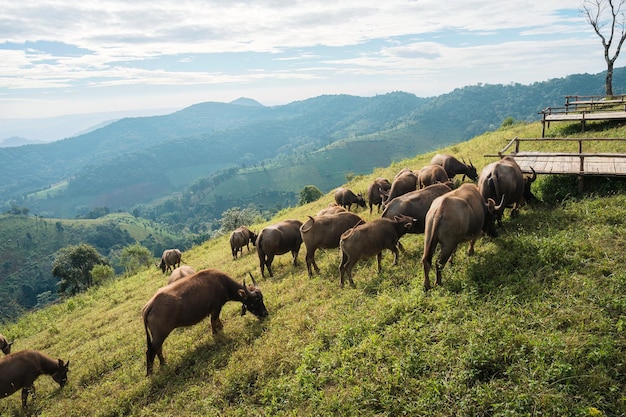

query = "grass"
[1,120,626,416]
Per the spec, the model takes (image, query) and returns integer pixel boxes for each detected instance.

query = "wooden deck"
[484,138,626,190]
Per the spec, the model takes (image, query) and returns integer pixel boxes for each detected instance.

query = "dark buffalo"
[384,168,418,204]
[229,226,257,259]
[478,156,537,227]
[366,177,392,214]
[167,265,196,285]
[334,187,366,211]
[0,350,69,408]
[417,164,449,189]
[300,212,364,276]
[381,183,453,235]
[0,334,13,355]
[158,249,182,274]
[339,215,417,288]
[317,204,347,216]
[142,269,268,375]
[256,219,304,277]
[422,183,504,291]
[430,154,478,181]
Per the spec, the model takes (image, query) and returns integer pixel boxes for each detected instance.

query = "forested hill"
[2,67,626,221]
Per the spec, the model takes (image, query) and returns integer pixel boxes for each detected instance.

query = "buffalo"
[256,219,304,278]
[430,154,478,181]
[317,204,347,216]
[478,156,537,227]
[366,177,392,214]
[422,183,504,291]
[300,212,364,277]
[0,349,69,408]
[381,183,453,235]
[167,265,196,285]
[334,187,366,211]
[229,226,257,259]
[417,164,449,189]
[384,168,418,205]
[0,334,13,355]
[339,215,417,288]
[142,268,268,375]
[158,249,182,274]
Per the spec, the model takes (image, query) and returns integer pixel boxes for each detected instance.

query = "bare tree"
[582,0,626,96]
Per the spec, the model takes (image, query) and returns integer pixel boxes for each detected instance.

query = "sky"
[0,0,616,135]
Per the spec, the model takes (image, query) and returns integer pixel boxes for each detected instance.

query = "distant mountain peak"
[230,97,264,107]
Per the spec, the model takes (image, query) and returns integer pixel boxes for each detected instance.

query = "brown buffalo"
[381,183,453,235]
[142,269,268,375]
[256,219,304,277]
[384,168,418,205]
[366,177,392,214]
[334,187,366,211]
[0,334,13,355]
[0,349,69,408]
[417,164,449,189]
[478,156,537,227]
[158,249,182,274]
[339,215,417,288]
[167,265,196,285]
[229,226,257,259]
[422,183,504,291]
[300,212,364,276]
[430,154,478,181]
[317,204,347,216]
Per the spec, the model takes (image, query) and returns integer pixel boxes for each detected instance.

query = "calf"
[384,168,418,205]
[167,265,196,285]
[422,183,503,291]
[339,215,417,288]
[417,164,449,189]
[256,219,303,278]
[334,187,366,211]
[317,204,347,216]
[229,226,257,259]
[300,212,364,276]
[158,249,183,274]
[0,334,13,355]
[142,269,268,375]
[0,349,69,408]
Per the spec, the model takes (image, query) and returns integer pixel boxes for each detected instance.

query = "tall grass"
[1,121,625,416]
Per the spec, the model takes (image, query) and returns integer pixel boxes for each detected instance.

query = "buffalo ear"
[238,289,247,299]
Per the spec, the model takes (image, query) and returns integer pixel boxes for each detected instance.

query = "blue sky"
[0,1,610,124]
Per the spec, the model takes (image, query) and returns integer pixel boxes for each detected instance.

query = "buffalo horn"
[242,278,252,295]
[248,272,258,288]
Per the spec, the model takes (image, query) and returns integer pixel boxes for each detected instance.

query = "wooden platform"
[511,151,626,176]
[540,95,626,136]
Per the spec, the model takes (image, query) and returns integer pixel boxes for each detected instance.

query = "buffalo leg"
[21,386,33,407]
[376,252,383,272]
[436,243,458,286]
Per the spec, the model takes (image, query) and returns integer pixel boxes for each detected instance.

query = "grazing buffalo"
[0,334,13,355]
[229,226,258,259]
[384,168,418,205]
[142,269,268,375]
[0,350,69,408]
[422,183,504,291]
[300,212,364,277]
[339,215,417,288]
[334,187,366,211]
[317,204,347,216]
[256,219,304,277]
[382,183,453,235]
[417,164,449,189]
[167,265,196,285]
[367,177,392,214]
[478,156,537,227]
[430,154,478,181]
[158,249,182,274]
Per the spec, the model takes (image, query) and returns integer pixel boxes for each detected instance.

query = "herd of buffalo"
[0,153,537,408]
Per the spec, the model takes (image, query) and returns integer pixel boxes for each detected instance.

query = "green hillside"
[1,121,625,416]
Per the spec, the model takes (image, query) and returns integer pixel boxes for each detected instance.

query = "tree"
[119,243,153,276]
[218,207,260,234]
[52,243,109,295]
[582,0,626,96]
[299,185,323,205]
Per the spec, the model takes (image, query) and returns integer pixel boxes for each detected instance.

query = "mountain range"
[2,67,625,226]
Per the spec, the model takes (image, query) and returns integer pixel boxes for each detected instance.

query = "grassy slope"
[1,122,626,416]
